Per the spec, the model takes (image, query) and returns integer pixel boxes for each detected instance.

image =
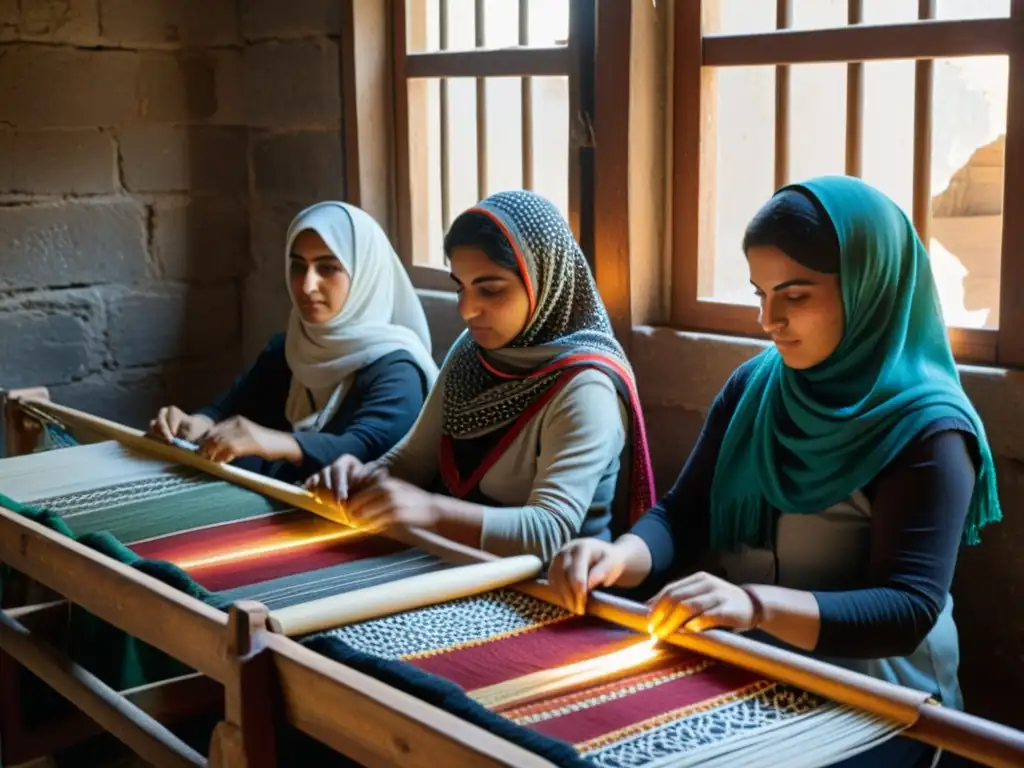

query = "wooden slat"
[669,0,708,327]
[439,0,451,231]
[0,671,221,766]
[996,0,1024,365]
[774,0,792,190]
[406,46,572,79]
[592,0,632,342]
[392,0,417,269]
[266,633,555,768]
[703,17,1013,67]
[845,0,864,176]
[475,0,488,200]
[338,0,394,232]
[0,505,231,682]
[568,0,595,254]
[912,0,936,244]
[520,0,534,191]
[0,609,206,768]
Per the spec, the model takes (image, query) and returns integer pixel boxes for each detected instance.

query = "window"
[392,0,590,291]
[671,0,1023,365]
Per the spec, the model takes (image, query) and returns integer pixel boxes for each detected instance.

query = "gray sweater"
[374,365,627,562]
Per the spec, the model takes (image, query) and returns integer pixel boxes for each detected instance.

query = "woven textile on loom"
[0,439,904,767]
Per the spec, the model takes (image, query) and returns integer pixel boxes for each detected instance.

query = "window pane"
[484,77,524,195]
[443,77,480,231]
[702,66,776,304]
[407,78,444,267]
[791,0,847,30]
[861,0,917,24]
[861,60,915,220]
[406,0,441,54]
[707,0,776,35]
[930,56,1007,329]
[528,76,569,222]
[526,0,569,46]
[483,0,519,48]
[788,63,847,181]
[935,0,1009,19]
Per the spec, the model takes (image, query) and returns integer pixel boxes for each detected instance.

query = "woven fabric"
[320,590,901,767]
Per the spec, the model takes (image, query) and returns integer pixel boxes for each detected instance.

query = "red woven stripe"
[408,616,706,691]
[526,662,763,745]
[130,512,407,591]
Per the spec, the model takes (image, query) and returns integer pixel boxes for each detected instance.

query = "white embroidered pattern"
[582,684,826,767]
[36,473,211,516]
[319,588,569,659]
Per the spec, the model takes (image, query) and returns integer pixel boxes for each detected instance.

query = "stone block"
[98,0,239,46]
[137,51,218,122]
[0,129,117,194]
[153,197,251,281]
[242,275,291,364]
[0,0,101,44]
[0,290,102,387]
[106,284,241,368]
[0,201,147,291]
[50,369,168,430]
[243,40,340,127]
[249,202,302,278]
[251,131,344,202]
[241,0,341,39]
[0,46,137,127]
[119,125,248,193]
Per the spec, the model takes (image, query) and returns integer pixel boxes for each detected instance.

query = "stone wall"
[0,0,343,447]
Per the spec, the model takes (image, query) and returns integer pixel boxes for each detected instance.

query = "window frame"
[670,0,1024,367]
[389,0,597,294]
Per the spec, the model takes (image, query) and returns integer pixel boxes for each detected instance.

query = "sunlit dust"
[175,528,367,571]
[471,636,666,710]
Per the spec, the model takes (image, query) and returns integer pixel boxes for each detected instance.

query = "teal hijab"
[708,175,1001,550]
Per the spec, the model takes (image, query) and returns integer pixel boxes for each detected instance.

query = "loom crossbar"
[262,631,557,768]
[0,609,206,768]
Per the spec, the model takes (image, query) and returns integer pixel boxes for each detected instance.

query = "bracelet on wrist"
[739,585,765,631]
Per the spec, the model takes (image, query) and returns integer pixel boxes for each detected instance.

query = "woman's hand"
[148,406,213,444]
[196,416,301,465]
[345,476,441,531]
[646,571,758,638]
[304,454,385,504]
[547,538,632,615]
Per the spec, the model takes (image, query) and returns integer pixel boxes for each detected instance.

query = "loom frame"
[2,392,1024,768]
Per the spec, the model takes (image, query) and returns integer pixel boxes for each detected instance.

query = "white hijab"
[283,201,439,430]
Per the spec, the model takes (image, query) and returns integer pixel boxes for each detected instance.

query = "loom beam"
[0,609,206,768]
[266,554,543,635]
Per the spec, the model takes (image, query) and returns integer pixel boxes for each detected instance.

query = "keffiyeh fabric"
[441,190,655,522]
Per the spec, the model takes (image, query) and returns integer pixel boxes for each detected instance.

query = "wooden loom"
[1,391,1023,768]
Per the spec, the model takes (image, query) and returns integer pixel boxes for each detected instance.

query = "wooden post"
[2,387,50,457]
[209,602,277,768]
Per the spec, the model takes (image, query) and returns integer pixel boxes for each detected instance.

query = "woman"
[548,175,1001,767]
[147,201,439,483]
[306,190,655,562]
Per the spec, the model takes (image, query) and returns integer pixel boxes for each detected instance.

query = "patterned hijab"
[441,190,656,522]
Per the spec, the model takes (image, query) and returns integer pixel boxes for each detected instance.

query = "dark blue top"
[195,333,429,484]
[629,356,979,659]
